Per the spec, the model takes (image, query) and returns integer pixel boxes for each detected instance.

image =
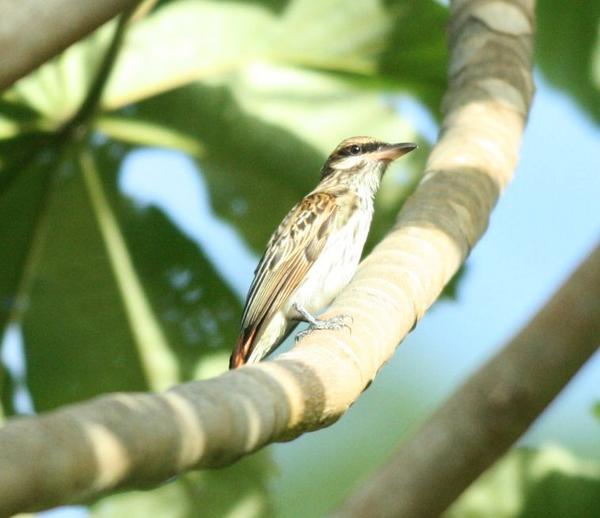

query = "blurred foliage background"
[0,0,599,516]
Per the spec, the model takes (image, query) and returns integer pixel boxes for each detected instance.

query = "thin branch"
[60,7,135,138]
[333,243,600,518]
[0,0,139,90]
[0,0,535,514]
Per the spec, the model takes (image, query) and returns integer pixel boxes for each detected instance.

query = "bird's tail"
[229,326,258,369]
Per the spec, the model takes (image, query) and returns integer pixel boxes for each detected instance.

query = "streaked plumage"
[230,136,417,368]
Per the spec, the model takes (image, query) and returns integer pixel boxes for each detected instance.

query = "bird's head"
[320,136,417,180]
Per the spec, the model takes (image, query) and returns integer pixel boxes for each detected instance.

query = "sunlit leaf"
[96,116,205,157]
[446,446,600,518]
[104,0,272,108]
[92,479,191,518]
[36,0,446,116]
[2,0,447,142]
[102,0,447,113]
[6,23,113,126]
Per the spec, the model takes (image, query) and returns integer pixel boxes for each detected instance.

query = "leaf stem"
[60,7,134,140]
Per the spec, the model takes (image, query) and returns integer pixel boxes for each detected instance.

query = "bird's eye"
[349,144,361,155]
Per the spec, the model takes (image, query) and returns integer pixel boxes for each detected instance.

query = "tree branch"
[0,0,535,514]
[0,0,139,90]
[333,243,600,518]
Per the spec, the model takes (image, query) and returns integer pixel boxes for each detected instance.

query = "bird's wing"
[243,191,338,328]
[231,191,339,366]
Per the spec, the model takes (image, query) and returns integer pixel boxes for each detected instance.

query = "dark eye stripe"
[340,142,380,156]
[363,142,380,153]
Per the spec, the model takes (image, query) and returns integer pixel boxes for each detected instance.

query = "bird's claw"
[295,314,353,342]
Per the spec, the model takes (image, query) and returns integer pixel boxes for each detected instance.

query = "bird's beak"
[373,142,418,161]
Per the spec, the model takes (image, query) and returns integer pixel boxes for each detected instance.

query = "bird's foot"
[293,303,352,342]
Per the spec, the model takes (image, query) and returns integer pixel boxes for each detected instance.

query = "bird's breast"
[289,206,372,315]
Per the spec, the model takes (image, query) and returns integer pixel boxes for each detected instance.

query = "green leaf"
[92,477,192,518]
[6,23,112,125]
[92,141,242,380]
[0,137,59,336]
[2,0,446,121]
[0,151,57,416]
[104,0,272,108]
[536,0,600,124]
[12,137,244,411]
[96,117,205,157]
[104,0,447,113]
[19,149,150,411]
[117,83,322,252]
[445,446,600,518]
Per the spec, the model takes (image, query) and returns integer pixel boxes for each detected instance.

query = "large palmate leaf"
[0,0,440,242]
[100,75,423,254]
[0,0,447,136]
[94,142,242,377]
[19,150,150,410]
[11,142,242,412]
[103,0,447,113]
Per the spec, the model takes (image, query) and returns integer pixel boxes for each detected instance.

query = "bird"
[229,136,417,369]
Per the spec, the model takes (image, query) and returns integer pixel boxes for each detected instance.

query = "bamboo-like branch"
[0,0,535,514]
[0,0,139,90]
[333,243,600,518]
